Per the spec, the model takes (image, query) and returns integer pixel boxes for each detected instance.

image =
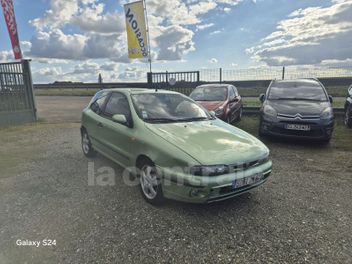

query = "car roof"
[196,83,231,88]
[102,88,181,95]
[273,79,320,85]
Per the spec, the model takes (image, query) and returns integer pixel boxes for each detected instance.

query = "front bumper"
[158,160,272,203]
[260,118,334,140]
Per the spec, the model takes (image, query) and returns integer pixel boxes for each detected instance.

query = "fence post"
[220,68,222,83]
[22,59,37,121]
[166,71,169,84]
[282,66,285,80]
[197,71,200,83]
[147,72,153,88]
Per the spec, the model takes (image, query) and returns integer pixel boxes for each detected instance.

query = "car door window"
[104,93,132,122]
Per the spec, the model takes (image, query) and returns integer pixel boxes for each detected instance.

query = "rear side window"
[90,92,108,114]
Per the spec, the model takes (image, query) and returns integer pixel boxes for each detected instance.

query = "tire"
[138,159,165,205]
[81,129,97,158]
[235,107,243,122]
[321,137,331,144]
[226,115,232,124]
[258,119,264,137]
[344,107,352,128]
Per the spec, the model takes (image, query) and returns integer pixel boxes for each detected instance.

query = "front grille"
[228,156,269,173]
[277,113,320,120]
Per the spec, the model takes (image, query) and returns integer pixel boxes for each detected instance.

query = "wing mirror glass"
[259,94,266,103]
[112,114,127,124]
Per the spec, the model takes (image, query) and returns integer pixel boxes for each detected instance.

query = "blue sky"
[0,0,351,83]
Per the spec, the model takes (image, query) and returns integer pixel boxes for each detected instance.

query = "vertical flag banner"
[1,0,22,60]
[124,1,149,59]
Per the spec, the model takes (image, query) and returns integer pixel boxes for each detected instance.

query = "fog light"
[190,189,207,198]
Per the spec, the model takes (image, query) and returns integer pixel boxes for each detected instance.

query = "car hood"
[267,100,330,115]
[196,101,225,111]
[145,120,269,165]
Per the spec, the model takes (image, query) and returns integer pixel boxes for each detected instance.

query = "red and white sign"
[1,0,22,60]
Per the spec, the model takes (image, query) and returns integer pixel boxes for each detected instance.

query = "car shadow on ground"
[260,135,331,149]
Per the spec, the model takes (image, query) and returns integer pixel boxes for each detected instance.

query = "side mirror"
[259,94,266,103]
[112,114,127,124]
[209,111,216,117]
[328,95,333,104]
[231,97,239,103]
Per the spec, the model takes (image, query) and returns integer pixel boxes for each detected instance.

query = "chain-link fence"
[199,66,352,82]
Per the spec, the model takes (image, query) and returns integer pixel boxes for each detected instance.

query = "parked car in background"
[344,85,352,128]
[81,89,272,204]
[189,84,243,123]
[259,79,334,142]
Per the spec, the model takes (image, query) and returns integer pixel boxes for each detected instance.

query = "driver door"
[99,92,134,167]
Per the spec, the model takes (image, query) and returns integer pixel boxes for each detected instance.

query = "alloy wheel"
[140,165,158,200]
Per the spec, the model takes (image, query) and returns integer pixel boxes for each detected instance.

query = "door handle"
[97,122,104,128]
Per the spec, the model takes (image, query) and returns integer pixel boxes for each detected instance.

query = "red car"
[190,84,243,123]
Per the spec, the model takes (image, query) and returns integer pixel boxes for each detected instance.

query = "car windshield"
[268,81,328,101]
[190,86,228,101]
[131,93,211,123]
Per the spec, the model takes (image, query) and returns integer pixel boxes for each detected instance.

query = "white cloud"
[247,0,352,66]
[209,58,218,64]
[196,23,215,31]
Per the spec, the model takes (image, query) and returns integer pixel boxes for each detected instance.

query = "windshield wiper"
[144,118,179,123]
[176,117,209,122]
[272,97,324,101]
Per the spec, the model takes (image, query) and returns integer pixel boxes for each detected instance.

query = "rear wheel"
[81,129,97,158]
[138,159,164,205]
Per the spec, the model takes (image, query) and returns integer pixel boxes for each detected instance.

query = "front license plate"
[232,173,264,190]
[285,124,310,131]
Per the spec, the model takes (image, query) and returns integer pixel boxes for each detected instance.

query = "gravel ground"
[36,96,90,123]
[0,119,351,264]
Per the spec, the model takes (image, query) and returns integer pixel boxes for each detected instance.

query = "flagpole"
[143,0,152,73]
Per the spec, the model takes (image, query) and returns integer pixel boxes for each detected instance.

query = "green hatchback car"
[81,88,272,204]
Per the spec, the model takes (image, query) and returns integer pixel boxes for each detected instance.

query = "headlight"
[263,105,277,117]
[190,165,229,176]
[215,107,224,116]
[320,107,333,119]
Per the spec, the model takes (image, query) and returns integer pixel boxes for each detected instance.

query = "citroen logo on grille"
[294,113,303,120]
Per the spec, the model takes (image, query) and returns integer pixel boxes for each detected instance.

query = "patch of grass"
[35,88,99,96]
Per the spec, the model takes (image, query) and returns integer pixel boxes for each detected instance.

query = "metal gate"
[0,60,37,126]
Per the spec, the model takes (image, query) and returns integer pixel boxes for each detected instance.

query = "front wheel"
[235,107,243,122]
[139,160,165,205]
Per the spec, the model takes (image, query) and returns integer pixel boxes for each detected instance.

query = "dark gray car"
[259,79,334,142]
[344,84,352,128]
